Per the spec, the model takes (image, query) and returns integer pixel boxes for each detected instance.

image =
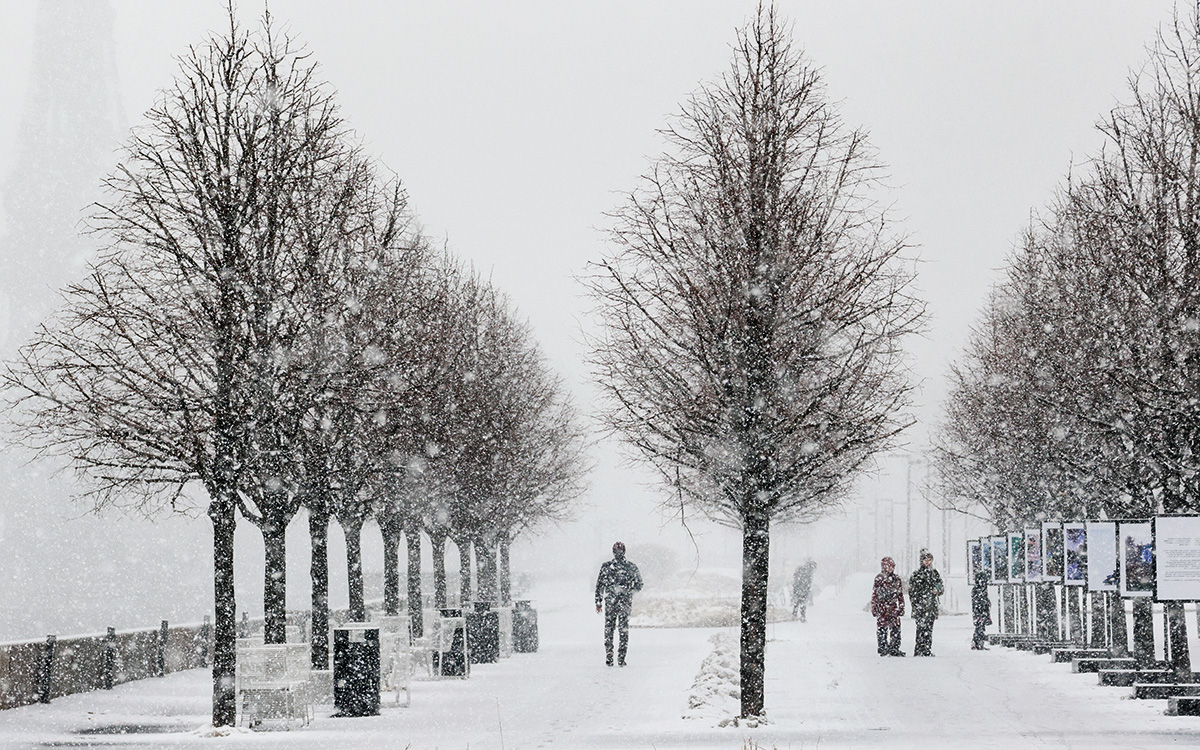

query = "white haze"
[0,0,1175,641]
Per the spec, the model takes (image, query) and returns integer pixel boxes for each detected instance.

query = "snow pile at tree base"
[631,568,791,628]
[683,631,742,725]
[187,724,257,738]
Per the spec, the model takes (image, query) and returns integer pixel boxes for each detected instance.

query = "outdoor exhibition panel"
[1085,521,1117,592]
[968,539,982,579]
[982,537,993,581]
[1008,531,1025,582]
[1064,522,1087,586]
[1024,528,1043,583]
[1043,522,1064,583]
[1119,520,1153,598]
[992,536,1009,583]
[1153,515,1200,602]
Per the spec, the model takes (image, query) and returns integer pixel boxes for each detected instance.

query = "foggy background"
[0,0,1174,640]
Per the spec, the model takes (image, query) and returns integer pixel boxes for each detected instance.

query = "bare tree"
[586,5,921,718]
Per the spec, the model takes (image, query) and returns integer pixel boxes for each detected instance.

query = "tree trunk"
[739,511,770,719]
[1035,582,1058,639]
[458,536,473,606]
[1022,585,1033,634]
[309,507,330,671]
[430,529,448,608]
[1067,586,1084,645]
[1088,591,1105,649]
[1109,592,1129,657]
[475,537,498,604]
[382,524,402,616]
[499,534,512,605]
[1002,585,1016,634]
[1132,596,1155,668]
[406,524,423,639]
[262,518,287,644]
[209,501,237,727]
[1167,601,1191,680]
[343,516,366,621]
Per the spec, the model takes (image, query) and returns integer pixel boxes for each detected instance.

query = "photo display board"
[1008,531,1025,582]
[968,539,982,580]
[1119,520,1154,598]
[1025,528,1043,582]
[1153,515,1200,601]
[982,537,994,582]
[1085,521,1118,592]
[1042,522,1064,582]
[992,536,1009,583]
[1064,522,1087,586]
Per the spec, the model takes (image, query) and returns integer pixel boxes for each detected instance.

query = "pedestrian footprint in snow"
[595,541,643,666]
[909,549,944,656]
[871,556,905,656]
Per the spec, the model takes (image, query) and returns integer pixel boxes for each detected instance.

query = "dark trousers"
[876,623,900,655]
[972,622,987,648]
[604,605,630,663]
[915,617,935,655]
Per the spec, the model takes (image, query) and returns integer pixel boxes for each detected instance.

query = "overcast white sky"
[0,1,1184,633]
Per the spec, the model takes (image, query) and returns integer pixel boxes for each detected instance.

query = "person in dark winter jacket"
[909,549,944,656]
[871,556,905,656]
[792,559,817,621]
[595,541,643,666]
[971,570,992,650]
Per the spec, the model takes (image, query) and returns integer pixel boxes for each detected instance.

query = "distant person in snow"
[909,549,945,656]
[792,559,817,621]
[871,556,905,656]
[971,570,992,650]
[595,541,643,666]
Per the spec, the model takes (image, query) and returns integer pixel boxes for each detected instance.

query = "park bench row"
[234,600,539,727]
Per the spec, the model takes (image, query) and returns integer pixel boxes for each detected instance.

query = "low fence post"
[38,635,56,703]
[158,620,168,677]
[103,627,116,690]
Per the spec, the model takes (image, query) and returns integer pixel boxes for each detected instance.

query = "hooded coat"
[909,565,944,621]
[871,569,905,628]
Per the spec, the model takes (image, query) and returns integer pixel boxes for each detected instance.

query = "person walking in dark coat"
[971,570,992,650]
[871,557,905,656]
[909,549,944,656]
[595,541,643,666]
[792,559,817,621]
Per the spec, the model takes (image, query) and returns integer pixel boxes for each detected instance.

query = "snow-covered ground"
[0,573,1196,749]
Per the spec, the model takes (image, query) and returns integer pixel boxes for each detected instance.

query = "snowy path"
[1,574,1198,748]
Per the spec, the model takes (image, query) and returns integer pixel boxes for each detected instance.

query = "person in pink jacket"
[871,557,905,656]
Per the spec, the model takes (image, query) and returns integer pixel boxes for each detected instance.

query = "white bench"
[411,610,442,681]
[376,616,413,707]
[497,607,514,658]
[435,616,469,679]
[236,642,312,728]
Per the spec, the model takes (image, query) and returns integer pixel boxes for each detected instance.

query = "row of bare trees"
[934,5,1200,676]
[1,11,586,727]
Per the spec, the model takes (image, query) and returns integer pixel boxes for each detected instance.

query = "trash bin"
[466,601,500,664]
[333,623,380,717]
[513,600,539,653]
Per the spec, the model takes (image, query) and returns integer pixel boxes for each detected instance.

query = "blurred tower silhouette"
[0,0,122,354]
